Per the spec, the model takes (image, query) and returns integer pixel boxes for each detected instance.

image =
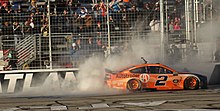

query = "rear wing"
[105,69,118,74]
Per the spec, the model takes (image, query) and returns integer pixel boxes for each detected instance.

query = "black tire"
[127,79,142,92]
[184,76,199,90]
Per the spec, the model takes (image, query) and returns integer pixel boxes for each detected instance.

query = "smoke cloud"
[172,20,220,81]
[106,34,161,70]
[12,56,123,97]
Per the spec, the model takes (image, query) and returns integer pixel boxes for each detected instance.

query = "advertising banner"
[0,68,79,93]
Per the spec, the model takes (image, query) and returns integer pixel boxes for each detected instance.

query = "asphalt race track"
[0,86,219,111]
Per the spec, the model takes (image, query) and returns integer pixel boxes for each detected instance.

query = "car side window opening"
[166,69,173,74]
[148,66,159,74]
[148,66,173,74]
[130,67,146,73]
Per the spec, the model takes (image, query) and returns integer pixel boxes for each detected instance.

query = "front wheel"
[184,76,199,90]
[127,79,142,92]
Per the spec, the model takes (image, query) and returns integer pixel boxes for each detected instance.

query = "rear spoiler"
[105,69,118,74]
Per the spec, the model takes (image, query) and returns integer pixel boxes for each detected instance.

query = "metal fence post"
[160,0,165,62]
[107,0,111,55]
[47,0,53,69]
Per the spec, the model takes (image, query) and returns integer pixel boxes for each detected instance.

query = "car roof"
[123,63,177,72]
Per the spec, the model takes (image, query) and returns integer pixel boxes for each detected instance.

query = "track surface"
[0,86,220,111]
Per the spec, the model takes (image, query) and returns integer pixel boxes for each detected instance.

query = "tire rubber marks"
[121,100,167,107]
[0,106,67,111]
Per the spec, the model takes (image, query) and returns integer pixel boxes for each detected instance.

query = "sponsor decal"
[139,74,150,83]
[0,71,77,93]
[173,79,179,83]
[116,74,139,78]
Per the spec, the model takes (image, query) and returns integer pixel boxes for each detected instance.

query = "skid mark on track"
[0,108,19,111]
[121,101,167,107]
[77,103,124,110]
[17,105,68,110]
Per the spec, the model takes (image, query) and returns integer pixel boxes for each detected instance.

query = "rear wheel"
[184,76,199,90]
[127,79,142,91]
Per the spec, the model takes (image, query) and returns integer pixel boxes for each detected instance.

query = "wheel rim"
[129,80,139,90]
[188,77,197,88]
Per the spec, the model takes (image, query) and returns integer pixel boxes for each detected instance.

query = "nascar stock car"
[105,57,207,91]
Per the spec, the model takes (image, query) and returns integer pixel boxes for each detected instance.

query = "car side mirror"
[173,72,178,76]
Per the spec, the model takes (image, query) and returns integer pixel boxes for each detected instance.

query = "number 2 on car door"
[155,76,168,86]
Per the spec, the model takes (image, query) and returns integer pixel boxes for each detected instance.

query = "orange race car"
[105,58,207,91]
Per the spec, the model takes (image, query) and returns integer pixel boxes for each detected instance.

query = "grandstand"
[0,0,218,70]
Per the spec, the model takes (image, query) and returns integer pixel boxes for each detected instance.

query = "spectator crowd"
[0,0,185,36]
[0,0,187,68]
